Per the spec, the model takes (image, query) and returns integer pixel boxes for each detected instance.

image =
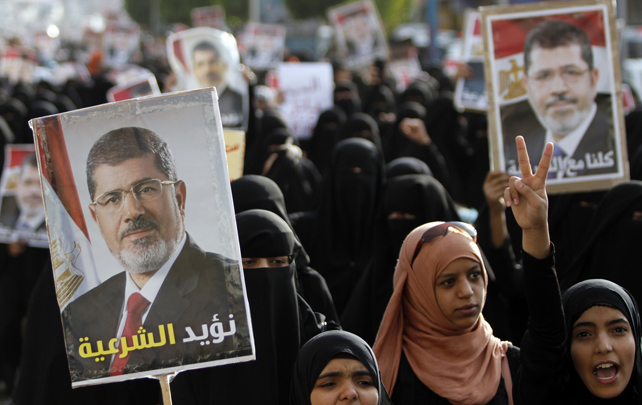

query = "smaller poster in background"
[0,145,48,248]
[274,62,334,140]
[224,130,246,181]
[455,10,488,112]
[240,23,286,71]
[191,6,227,30]
[387,56,430,93]
[167,27,248,129]
[107,73,161,102]
[328,0,389,70]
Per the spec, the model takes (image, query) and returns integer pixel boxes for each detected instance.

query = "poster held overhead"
[167,28,249,130]
[327,0,389,70]
[480,0,628,194]
[30,88,254,387]
[454,11,488,112]
[0,145,48,248]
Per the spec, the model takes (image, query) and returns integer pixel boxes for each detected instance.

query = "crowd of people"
[0,28,642,405]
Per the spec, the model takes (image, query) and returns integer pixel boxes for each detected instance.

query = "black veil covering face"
[563,182,642,305]
[341,173,459,344]
[334,81,362,117]
[289,330,392,405]
[562,279,642,404]
[308,107,347,177]
[231,175,339,322]
[171,209,323,405]
[310,138,386,315]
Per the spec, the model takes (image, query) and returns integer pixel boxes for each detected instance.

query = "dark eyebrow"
[607,318,629,326]
[316,369,372,380]
[437,264,480,280]
[573,321,595,330]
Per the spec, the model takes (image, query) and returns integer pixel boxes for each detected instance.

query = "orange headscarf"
[373,222,508,405]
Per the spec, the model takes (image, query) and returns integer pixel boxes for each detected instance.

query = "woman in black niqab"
[290,330,392,405]
[563,182,642,305]
[171,209,324,405]
[231,175,339,323]
[308,107,346,176]
[342,112,383,151]
[309,138,385,315]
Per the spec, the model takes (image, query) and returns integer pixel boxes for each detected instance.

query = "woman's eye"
[441,279,455,286]
[470,271,482,279]
[613,326,628,334]
[358,379,375,386]
[575,331,591,338]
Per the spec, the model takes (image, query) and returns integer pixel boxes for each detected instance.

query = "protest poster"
[240,23,286,71]
[480,0,628,194]
[328,0,389,70]
[191,6,227,30]
[224,129,246,181]
[30,88,254,387]
[0,145,48,248]
[103,21,141,68]
[107,73,161,102]
[274,62,334,139]
[386,56,429,93]
[167,27,248,130]
[454,11,488,112]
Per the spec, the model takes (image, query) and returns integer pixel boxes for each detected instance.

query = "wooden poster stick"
[158,373,173,405]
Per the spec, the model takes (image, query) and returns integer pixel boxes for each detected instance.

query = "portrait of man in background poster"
[0,148,48,247]
[167,27,248,129]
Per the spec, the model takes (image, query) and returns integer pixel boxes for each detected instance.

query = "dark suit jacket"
[502,95,617,177]
[218,87,244,128]
[62,234,249,382]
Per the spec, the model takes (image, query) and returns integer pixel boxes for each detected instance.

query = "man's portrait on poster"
[62,126,240,380]
[502,19,616,180]
[0,154,47,241]
[191,40,243,128]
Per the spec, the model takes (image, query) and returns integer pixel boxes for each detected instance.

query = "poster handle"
[157,373,175,405]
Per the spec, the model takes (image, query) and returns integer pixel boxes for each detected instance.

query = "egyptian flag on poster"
[31,116,99,312]
[490,9,612,108]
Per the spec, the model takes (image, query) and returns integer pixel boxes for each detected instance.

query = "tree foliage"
[283,0,416,33]
[125,0,248,29]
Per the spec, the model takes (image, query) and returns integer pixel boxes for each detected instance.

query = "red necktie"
[109,292,150,376]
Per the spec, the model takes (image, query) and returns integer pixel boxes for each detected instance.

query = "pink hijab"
[373,222,509,405]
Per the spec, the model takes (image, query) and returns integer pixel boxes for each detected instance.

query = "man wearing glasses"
[63,127,236,379]
[503,20,616,179]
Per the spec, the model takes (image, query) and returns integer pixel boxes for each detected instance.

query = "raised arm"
[503,136,552,259]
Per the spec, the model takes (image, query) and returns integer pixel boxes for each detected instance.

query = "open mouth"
[593,362,619,383]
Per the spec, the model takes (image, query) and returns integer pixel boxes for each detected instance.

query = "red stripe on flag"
[32,116,91,241]
[492,10,605,60]
[173,39,187,71]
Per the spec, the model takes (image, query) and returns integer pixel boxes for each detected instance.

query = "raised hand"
[503,136,553,258]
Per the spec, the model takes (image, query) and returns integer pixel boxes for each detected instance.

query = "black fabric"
[309,138,386,315]
[231,175,339,323]
[307,107,346,177]
[172,209,323,405]
[563,182,642,306]
[392,347,519,405]
[386,157,432,178]
[263,145,321,214]
[341,174,459,343]
[237,209,298,258]
[12,267,160,405]
[342,112,383,151]
[289,330,393,405]
[517,246,642,405]
[334,81,362,117]
[383,101,450,190]
[398,80,436,107]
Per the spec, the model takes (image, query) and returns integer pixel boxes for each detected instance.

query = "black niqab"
[289,330,393,405]
[386,157,432,178]
[308,107,346,176]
